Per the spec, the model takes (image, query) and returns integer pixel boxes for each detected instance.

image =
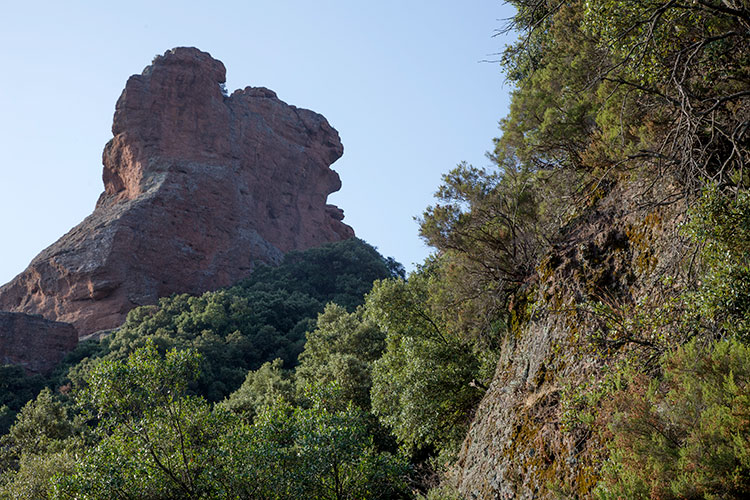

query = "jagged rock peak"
[101,47,346,211]
[0,47,354,337]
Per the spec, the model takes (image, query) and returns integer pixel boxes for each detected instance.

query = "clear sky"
[0,1,517,286]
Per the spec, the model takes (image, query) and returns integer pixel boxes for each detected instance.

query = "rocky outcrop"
[452,182,688,499]
[0,313,78,375]
[0,47,353,337]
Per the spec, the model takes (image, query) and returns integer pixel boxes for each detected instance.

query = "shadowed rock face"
[0,47,353,337]
[0,312,78,375]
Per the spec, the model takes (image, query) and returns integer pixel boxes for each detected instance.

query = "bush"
[596,338,750,499]
[225,386,411,500]
[220,358,295,419]
[0,366,45,435]
[684,186,750,339]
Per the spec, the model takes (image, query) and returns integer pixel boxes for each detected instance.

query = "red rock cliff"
[0,312,78,375]
[0,47,354,336]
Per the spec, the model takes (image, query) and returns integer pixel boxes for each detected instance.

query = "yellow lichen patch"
[625,210,663,275]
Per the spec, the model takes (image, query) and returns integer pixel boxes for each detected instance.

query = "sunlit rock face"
[0,47,353,336]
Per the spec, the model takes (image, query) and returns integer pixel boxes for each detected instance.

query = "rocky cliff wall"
[453,182,689,499]
[0,312,78,375]
[0,47,353,337]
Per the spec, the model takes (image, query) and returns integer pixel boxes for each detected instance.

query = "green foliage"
[222,387,410,500]
[53,341,235,499]
[684,186,750,338]
[420,162,543,287]
[296,303,385,410]
[597,338,750,499]
[79,339,200,424]
[0,365,45,435]
[0,388,74,464]
[236,237,405,311]
[585,0,750,185]
[367,269,491,456]
[56,341,232,499]
[582,0,748,92]
[100,287,318,402]
[51,342,409,499]
[559,370,622,435]
[417,484,465,500]
[57,398,231,499]
[0,388,80,500]
[499,2,603,170]
[0,451,77,500]
[419,157,582,350]
[62,238,400,404]
[500,0,749,187]
[220,358,295,419]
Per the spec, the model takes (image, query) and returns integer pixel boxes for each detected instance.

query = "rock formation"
[0,47,353,337]
[452,183,687,499]
[0,312,78,375]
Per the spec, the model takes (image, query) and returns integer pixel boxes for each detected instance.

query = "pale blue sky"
[0,1,516,285]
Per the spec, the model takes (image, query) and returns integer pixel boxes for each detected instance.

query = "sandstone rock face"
[0,47,353,337]
[0,313,78,375]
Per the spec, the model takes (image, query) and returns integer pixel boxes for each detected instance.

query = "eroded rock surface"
[0,313,78,375]
[0,47,353,336]
[452,183,688,499]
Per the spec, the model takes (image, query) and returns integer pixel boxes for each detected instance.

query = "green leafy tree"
[0,388,74,466]
[59,238,402,406]
[220,357,295,419]
[0,389,80,500]
[367,270,490,456]
[54,343,408,499]
[55,341,231,499]
[419,163,557,345]
[420,163,543,285]
[498,2,604,171]
[221,386,410,500]
[0,451,78,500]
[501,0,749,187]
[296,303,385,410]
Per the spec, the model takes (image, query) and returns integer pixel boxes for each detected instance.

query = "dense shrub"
[296,303,385,410]
[0,366,45,435]
[597,339,750,499]
[684,187,750,339]
[219,358,295,419]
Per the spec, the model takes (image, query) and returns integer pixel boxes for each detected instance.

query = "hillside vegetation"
[0,1,749,498]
